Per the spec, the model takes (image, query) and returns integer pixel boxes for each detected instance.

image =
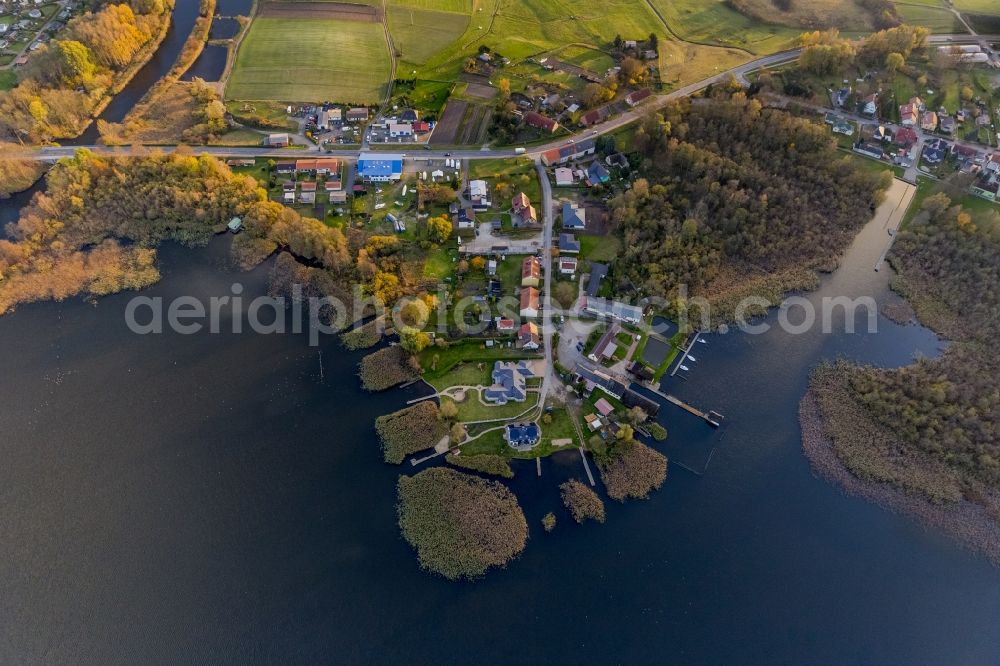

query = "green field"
[953,0,1000,14]
[0,70,17,91]
[894,3,963,31]
[227,18,391,103]
[388,5,470,65]
[648,0,801,54]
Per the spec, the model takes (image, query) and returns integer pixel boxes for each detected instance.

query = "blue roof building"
[558,233,580,254]
[484,361,535,405]
[586,160,610,186]
[562,202,586,230]
[505,422,540,451]
[357,153,403,181]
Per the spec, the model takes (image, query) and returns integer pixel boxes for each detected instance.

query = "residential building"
[587,262,607,297]
[521,256,541,287]
[894,127,918,147]
[484,361,535,404]
[558,233,580,254]
[579,106,610,127]
[921,111,938,132]
[899,103,918,126]
[412,121,430,133]
[555,167,574,186]
[275,161,295,174]
[512,192,530,214]
[561,202,586,230]
[540,138,596,166]
[496,318,516,333]
[575,365,627,399]
[520,287,540,318]
[625,88,651,107]
[357,153,403,181]
[505,422,540,450]
[518,322,540,350]
[299,181,316,204]
[586,160,610,186]
[862,93,878,117]
[524,111,559,133]
[469,179,490,210]
[454,207,476,229]
[594,398,614,417]
[559,258,577,275]
[582,295,643,323]
[295,158,341,175]
[400,109,418,122]
[940,116,956,134]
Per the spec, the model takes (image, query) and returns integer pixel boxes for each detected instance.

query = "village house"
[298,181,317,204]
[524,111,559,133]
[555,167,574,186]
[561,201,586,230]
[454,207,476,229]
[625,88,652,107]
[520,287,540,319]
[282,181,295,203]
[512,192,537,224]
[861,93,878,117]
[559,257,577,276]
[540,138,596,166]
[496,318,516,334]
[275,161,295,174]
[586,160,610,186]
[412,121,430,133]
[400,109,418,123]
[518,323,540,350]
[558,233,580,254]
[579,106,610,127]
[469,179,491,210]
[894,127,918,148]
[939,116,955,134]
[521,256,541,287]
[899,102,918,126]
[923,138,950,164]
[921,111,938,132]
[587,262,607,297]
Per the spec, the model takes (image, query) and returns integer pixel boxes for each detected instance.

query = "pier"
[670,330,701,377]
[644,384,724,427]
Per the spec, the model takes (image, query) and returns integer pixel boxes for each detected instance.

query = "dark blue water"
[209,17,240,39]
[182,44,227,82]
[0,193,998,661]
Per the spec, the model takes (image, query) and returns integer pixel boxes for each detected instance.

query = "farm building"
[357,153,403,181]
[347,108,369,122]
[265,133,290,147]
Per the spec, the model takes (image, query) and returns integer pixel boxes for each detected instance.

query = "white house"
[389,122,413,138]
[469,179,490,209]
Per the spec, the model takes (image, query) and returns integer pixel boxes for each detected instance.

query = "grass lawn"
[227,18,391,103]
[448,391,539,422]
[579,234,621,262]
[422,245,455,280]
[0,70,16,91]
[556,45,614,73]
[419,339,539,381]
[470,157,541,203]
[902,177,1000,227]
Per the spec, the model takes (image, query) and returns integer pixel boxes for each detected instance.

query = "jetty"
[670,330,701,377]
[644,384,724,427]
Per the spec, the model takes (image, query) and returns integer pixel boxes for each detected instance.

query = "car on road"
[423,145,431,150]
[575,342,583,352]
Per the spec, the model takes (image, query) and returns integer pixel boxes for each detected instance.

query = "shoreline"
[799,389,1000,566]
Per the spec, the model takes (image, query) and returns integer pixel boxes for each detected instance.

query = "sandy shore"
[799,390,1000,565]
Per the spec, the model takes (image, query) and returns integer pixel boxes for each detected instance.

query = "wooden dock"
[648,389,723,427]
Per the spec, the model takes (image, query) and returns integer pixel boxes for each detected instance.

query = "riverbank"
[800,388,1000,565]
[107,0,218,144]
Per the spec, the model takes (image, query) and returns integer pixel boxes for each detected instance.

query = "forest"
[0,149,350,314]
[849,194,999,490]
[609,93,890,319]
[0,0,172,143]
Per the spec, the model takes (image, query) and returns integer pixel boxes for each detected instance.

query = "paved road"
[536,159,555,408]
[9,33,992,164]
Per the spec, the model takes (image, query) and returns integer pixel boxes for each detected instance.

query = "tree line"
[608,93,890,314]
[0,0,172,143]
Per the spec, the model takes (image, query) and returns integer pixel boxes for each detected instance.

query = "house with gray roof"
[483,361,535,405]
[558,233,580,254]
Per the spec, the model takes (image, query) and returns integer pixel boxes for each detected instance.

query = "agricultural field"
[387,5,471,65]
[227,13,391,103]
[648,0,802,54]
[953,0,1000,14]
[894,3,963,32]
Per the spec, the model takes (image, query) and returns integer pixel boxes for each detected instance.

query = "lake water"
[1,189,998,659]
[182,44,228,82]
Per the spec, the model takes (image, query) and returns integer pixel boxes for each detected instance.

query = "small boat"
[679,364,690,372]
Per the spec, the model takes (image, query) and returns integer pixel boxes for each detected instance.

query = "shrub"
[648,422,668,441]
[358,346,417,391]
[341,320,382,350]
[542,512,557,532]
[375,401,449,464]
[396,468,527,580]
[445,453,514,479]
[560,479,606,523]
[597,439,668,501]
